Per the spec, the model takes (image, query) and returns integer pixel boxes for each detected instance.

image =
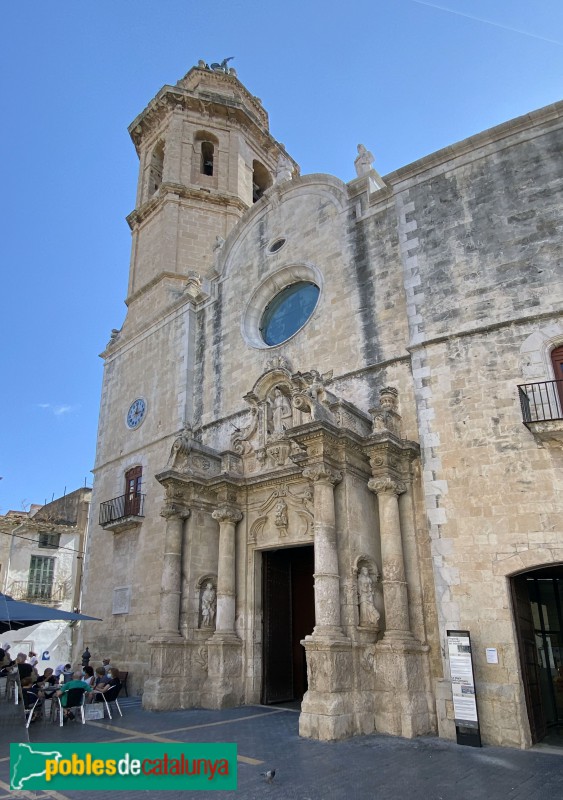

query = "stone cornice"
[127,183,249,230]
[383,100,563,190]
[127,76,296,174]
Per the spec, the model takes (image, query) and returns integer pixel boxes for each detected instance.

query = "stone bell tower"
[84,61,297,689]
[123,59,296,334]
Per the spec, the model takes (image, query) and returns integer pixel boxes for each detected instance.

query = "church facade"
[81,61,563,748]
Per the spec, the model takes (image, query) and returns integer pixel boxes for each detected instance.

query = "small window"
[28,555,55,600]
[268,238,286,254]
[201,142,214,176]
[38,532,60,549]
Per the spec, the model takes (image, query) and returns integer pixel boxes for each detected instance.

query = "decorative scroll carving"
[265,355,292,372]
[368,476,406,496]
[303,464,342,486]
[194,646,209,672]
[212,506,243,524]
[160,503,190,520]
[167,428,194,471]
[231,407,258,455]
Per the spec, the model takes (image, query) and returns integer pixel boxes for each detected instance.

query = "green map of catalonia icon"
[11,743,63,790]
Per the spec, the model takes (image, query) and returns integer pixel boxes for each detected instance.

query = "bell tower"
[124,60,295,319]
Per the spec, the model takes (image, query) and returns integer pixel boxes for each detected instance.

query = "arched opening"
[200,141,214,176]
[148,141,164,197]
[511,564,563,746]
[252,160,272,203]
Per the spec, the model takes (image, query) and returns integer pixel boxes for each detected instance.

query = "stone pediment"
[229,362,374,473]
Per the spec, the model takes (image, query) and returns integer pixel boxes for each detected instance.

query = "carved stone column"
[158,503,190,637]
[303,463,345,640]
[202,504,244,710]
[143,501,189,712]
[299,462,356,742]
[211,505,243,637]
[368,476,412,640]
[365,466,435,739]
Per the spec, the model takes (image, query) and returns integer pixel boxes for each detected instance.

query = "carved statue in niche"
[200,581,217,629]
[270,387,292,435]
[357,565,380,628]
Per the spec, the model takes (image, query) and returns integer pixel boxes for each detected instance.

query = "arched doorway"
[511,565,563,745]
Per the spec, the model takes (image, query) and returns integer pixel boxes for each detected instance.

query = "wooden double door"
[262,546,315,705]
[512,566,563,744]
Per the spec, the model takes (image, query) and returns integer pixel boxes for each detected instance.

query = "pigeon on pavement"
[260,769,276,783]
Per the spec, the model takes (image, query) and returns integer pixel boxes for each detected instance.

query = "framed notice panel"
[447,629,482,747]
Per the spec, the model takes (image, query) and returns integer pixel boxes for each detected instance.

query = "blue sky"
[1,0,562,512]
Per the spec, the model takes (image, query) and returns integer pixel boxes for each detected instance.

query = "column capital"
[212,505,243,524]
[303,464,342,486]
[368,476,406,497]
[160,503,190,520]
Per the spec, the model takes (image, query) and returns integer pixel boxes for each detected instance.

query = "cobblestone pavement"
[1,697,562,799]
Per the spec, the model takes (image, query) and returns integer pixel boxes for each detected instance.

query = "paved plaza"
[1,698,562,799]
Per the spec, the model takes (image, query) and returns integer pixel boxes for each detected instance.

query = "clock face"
[126,398,146,429]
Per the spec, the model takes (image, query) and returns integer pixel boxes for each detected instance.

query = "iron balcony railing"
[518,380,563,425]
[99,493,145,526]
[8,580,67,603]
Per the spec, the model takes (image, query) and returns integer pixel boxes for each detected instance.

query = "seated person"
[93,666,109,690]
[1,643,13,667]
[36,668,58,698]
[21,676,42,722]
[15,653,38,685]
[83,665,95,688]
[37,667,58,686]
[56,671,93,720]
[94,667,121,701]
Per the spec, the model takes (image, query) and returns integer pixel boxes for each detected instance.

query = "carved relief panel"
[247,482,314,546]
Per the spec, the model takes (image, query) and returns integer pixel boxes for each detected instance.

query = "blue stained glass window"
[260,282,319,346]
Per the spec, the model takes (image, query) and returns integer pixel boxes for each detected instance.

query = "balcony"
[518,379,563,444]
[99,493,145,532]
[8,581,67,604]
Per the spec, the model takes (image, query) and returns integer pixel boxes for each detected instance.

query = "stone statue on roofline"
[354,143,375,177]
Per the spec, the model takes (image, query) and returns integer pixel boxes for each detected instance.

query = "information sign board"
[447,629,482,747]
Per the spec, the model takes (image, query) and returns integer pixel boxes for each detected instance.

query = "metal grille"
[517,380,563,424]
[99,493,145,525]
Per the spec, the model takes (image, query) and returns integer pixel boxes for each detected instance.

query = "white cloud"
[36,403,79,416]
